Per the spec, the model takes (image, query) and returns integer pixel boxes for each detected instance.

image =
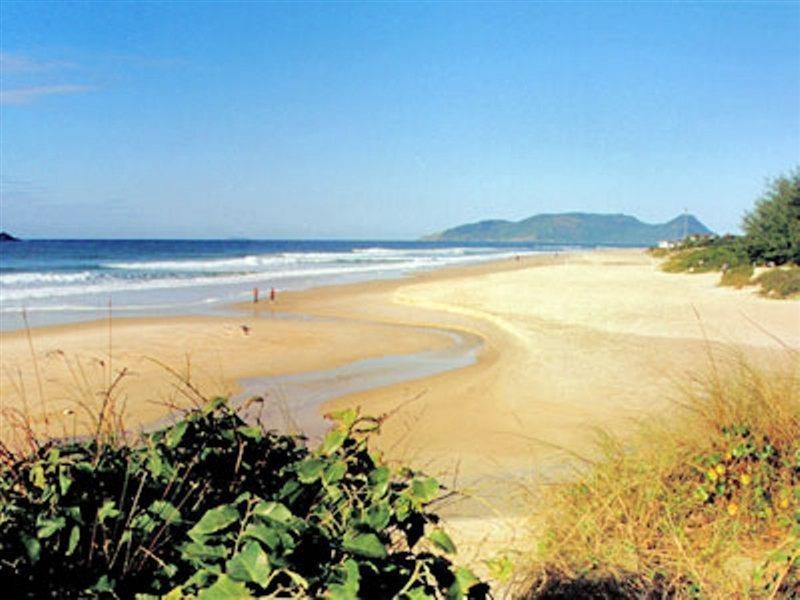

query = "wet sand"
[0,312,452,444]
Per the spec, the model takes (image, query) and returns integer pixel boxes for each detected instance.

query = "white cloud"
[0,52,76,73]
[0,84,94,105]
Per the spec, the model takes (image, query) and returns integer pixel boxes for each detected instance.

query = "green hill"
[423,212,713,245]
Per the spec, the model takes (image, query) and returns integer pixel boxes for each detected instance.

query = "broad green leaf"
[323,460,347,485]
[47,447,61,464]
[98,499,121,524]
[64,505,82,523]
[181,541,228,562]
[454,566,479,589]
[164,587,184,600]
[327,558,360,598]
[20,533,40,563]
[296,458,326,483]
[150,500,182,525]
[198,574,252,600]
[406,587,435,600]
[161,563,179,578]
[237,425,263,441]
[91,574,115,593]
[184,566,224,589]
[342,532,387,559]
[411,477,439,503]
[166,421,188,448]
[427,528,456,554]
[394,495,412,522]
[242,523,280,549]
[364,503,391,531]
[189,504,239,539]
[37,516,66,539]
[234,491,253,506]
[326,486,343,503]
[74,461,94,474]
[130,513,157,534]
[202,397,227,415]
[147,450,164,478]
[448,566,480,599]
[327,584,354,600]
[275,529,297,553]
[282,569,309,590]
[29,464,46,490]
[58,466,72,495]
[369,466,390,497]
[253,501,292,523]
[225,541,271,588]
[319,430,346,455]
[326,407,358,430]
[65,525,80,556]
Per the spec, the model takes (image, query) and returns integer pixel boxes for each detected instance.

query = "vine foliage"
[0,398,489,599]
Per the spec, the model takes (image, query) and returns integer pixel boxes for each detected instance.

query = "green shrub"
[653,170,799,297]
[743,170,800,266]
[753,266,800,299]
[0,399,488,599]
[662,239,749,274]
[719,264,754,288]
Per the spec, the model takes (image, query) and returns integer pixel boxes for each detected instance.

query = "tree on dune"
[742,169,800,265]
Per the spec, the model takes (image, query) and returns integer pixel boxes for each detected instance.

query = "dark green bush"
[743,171,800,266]
[0,399,488,599]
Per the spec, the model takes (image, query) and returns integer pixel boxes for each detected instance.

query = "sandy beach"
[2,248,798,553]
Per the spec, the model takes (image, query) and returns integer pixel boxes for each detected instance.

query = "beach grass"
[653,169,799,301]
[753,266,800,300]
[656,245,800,299]
[661,241,749,275]
[519,355,800,598]
[719,264,755,289]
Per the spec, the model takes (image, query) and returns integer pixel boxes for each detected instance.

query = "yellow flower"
[740,474,751,486]
[727,503,739,516]
[779,498,789,509]
[707,469,718,481]
[724,452,732,461]
[715,464,726,475]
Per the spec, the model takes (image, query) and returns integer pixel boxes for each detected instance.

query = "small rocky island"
[0,231,21,242]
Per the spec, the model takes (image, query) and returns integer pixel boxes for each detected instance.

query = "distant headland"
[0,232,21,242]
[423,212,713,245]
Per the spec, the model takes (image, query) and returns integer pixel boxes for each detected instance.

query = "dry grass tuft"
[754,266,800,300]
[520,355,800,598]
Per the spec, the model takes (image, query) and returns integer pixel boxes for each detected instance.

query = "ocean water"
[0,239,570,330]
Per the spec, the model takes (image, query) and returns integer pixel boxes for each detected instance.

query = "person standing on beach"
[253,287,259,303]
[270,287,276,303]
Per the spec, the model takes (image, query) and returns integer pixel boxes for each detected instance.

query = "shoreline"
[3,247,796,442]
[0,252,553,443]
[0,242,571,334]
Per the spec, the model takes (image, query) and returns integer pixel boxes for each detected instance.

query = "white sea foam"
[0,248,536,307]
[101,248,485,272]
[0,271,95,285]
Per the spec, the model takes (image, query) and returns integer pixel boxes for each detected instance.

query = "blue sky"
[1,1,798,239]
